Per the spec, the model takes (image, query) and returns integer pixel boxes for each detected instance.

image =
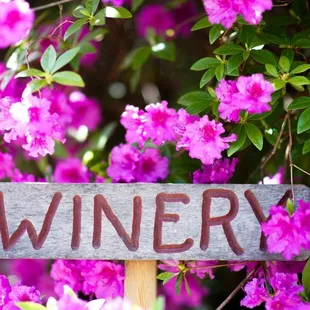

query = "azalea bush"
[0,0,310,309]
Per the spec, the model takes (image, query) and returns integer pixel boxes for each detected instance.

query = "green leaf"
[209,24,224,44]
[245,123,263,150]
[226,53,244,74]
[51,47,80,74]
[215,63,225,81]
[72,5,89,18]
[26,79,48,93]
[191,57,220,71]
[64,18,88,41]
[281,49,294,64]
[121,46,151,70]
[214,44,245,55]
[132,0,144,12]
[302,260,310,299]
[17,302,47,310]
[152,296,165,310]
[264,128,278,146]
[250,50,278,66]
[53,71,85,87]
[186,97,214,114]
[91,9,106,26]
[227,126,246,156]
[157,272,177,285]
[273,79,286,90]
[40,45,57,73]
[191,16,211,31]
[288,76,310,86]
[104,6,132,18]
[265,64,279,77]
[184,274,191,296]
[15,69,45,78]
[293,38,310,48]
[288,97,310,110]
[290,64,310,74]
[91,0,100,15]
[175,273,182,295]
[200,67,216,88]
[178,91,213,107]
[297,107,310,134]
[303,139,310,154]
[152,42,175,62]
[129,68,141,92]
[279,56,290,73]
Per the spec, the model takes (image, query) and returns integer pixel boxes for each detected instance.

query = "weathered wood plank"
[0,183,308,260]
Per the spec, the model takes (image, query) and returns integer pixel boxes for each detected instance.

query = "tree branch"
[32,0,76,11]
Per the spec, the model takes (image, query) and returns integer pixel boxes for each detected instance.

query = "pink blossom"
[107,144,140,182]
[144,101,178,146]
[260,167,284,184]
[179,115,236,165]
[102,0,129,6]
[69,91,102,131]
[56,294,87,310]
[101,297,144,310]
[294,200,310,249]
[136,148,169,182]
[262,206,302,260]
[0,0,34,49]
[193,158,238,183]
[158,260,180,273]
[120,105,147,147]
[81,261,124,299]
[187,260,219,279]
[8,284,41,304]
[204,0,237,29]
[53,159,91,183]
[136,4,175,38]
[0,275,11,307]
[0,152,15,179]
[235,74,274,114]
[241,278,268,308]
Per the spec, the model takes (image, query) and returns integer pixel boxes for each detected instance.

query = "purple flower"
[56,293,87,310]
[53,159,91,183]
[193,158,238,184]
[0,275,11,307]
[262,206,302,260]
[0,0,34,49]
[260,167,284,184]
[102,0,129,6]
[187,261,219,279]
[241,278,269,308]
[0,152,15,180]
[101,297,144,310]
[179,115,236,165]
[294,200,310,249]
[136,4,175,38]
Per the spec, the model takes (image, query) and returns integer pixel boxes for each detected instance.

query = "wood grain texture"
[0,183,308,260]
[125,260,157,308]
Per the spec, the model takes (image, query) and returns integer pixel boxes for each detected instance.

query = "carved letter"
[200,189,243,255]
[92,194,142,251]
[245,189,292,250]
[154,193,194,253]
[0,192,62,250]
[71,195,82,250]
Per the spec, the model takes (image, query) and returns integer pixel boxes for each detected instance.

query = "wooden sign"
[0,183,309,260]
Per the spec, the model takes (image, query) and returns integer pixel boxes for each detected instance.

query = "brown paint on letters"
[92,194,142,251]
[200,189,244,255]
[244,189,293,251]
[153,193,194,253]
[71,195,82,250]
[0,192,62,250]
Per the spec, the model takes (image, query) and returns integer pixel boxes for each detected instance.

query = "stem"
[32,0,75,11]
[216,265,261,310]
[287,113,295,203]
[293,164,310,176]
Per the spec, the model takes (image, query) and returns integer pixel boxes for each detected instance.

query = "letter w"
[0,192,62,250]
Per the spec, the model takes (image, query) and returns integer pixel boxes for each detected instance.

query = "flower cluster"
[204,0,273,28]
[107,144,169,183]
[262,200,310,260]
[0,274,42,309]
[216,74,274,123]
[0,95,65,157]
[51,259,124,299]
[0,0,34,49]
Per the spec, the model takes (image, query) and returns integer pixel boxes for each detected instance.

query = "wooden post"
[125,260,157,308]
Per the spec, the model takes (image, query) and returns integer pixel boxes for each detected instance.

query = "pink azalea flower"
[260,167,284,184]
[102,0,129,6]
[204,0,237,28]
[101,297,145,310]
[144,100,178,146]
[240,278,269,308]
[235,74,274,114]
[136,4,175,38]
[193,158,238,184]
[53,159,91,183]
[68,91,102,131]
[294,200,310,249]
[262,206,302,260]
[107,144,140,183]
[0,152,15,179]
[0,275,11,307]
[0,0,34,49]
[120,105,147,147]
[135,148,169,182]
[187,260,219,279]
[179,115,236,165]
[55,294,87,310]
